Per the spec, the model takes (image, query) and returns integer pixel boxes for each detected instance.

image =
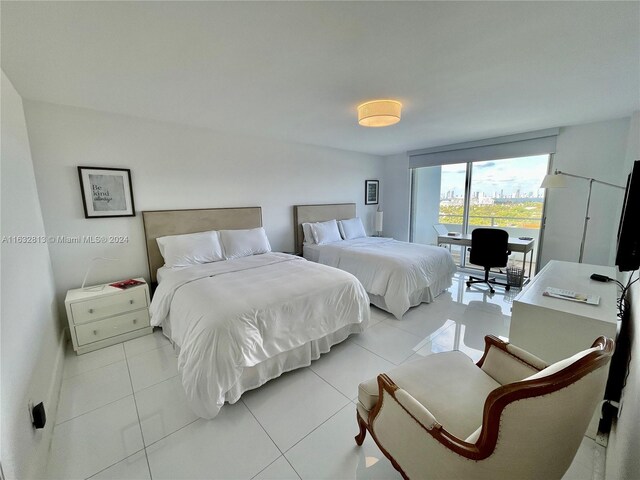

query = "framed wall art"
[365,179,379,205]
[78,166,135,218]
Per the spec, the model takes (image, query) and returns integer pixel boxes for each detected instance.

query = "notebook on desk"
[543,287,600,305]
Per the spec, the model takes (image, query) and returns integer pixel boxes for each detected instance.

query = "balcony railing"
[439,214,542,229]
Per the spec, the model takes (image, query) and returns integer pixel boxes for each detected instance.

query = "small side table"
[65,278,152,355]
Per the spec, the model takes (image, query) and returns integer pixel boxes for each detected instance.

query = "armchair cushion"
[358,351,500,439]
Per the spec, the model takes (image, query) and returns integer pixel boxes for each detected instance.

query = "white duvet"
[314,237,457,319]
[150,253,369,418]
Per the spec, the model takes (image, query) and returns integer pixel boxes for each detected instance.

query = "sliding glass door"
[411,155,550,273]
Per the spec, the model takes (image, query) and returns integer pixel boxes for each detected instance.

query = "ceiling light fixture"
[357,100,402,127]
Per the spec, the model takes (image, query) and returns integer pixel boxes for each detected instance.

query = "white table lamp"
[81,257,119,291]
[375,210,383,237]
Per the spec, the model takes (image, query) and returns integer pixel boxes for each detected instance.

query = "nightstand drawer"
[75,309,150,346]
[71,288,148,325]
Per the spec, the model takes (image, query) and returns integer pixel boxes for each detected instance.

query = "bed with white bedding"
[143,207,369,419]
[294,204,457,319]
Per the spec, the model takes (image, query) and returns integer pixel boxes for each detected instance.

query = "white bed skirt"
[304,238,457,318]
[369,271,453,316]
[161,320,364,407]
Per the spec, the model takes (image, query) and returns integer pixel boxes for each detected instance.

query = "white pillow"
[311,219,342,245]
[338,217,367,240]
[219,227,272,259]
[302,223,316,245]
[156,230,224,268]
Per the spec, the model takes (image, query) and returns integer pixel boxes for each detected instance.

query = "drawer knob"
[89,308,94,314]
[129,300,134,304]
[93,330,97,335]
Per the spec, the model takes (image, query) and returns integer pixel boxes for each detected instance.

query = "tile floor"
[46,273,605,479]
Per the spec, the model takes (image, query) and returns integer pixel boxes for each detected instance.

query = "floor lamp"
[540,169,625,263]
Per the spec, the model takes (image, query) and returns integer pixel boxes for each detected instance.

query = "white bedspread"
[315,237,457,319]
[150,253,369,418]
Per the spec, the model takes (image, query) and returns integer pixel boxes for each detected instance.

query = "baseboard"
[46,326,67,421]
[30,327,67,479]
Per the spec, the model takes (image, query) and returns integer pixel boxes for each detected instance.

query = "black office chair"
[466,228,511,293]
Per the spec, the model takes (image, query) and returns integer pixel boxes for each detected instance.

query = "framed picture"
[365,179,379,205]
[77,166,135,218]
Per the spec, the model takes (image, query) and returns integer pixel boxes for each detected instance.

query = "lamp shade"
[375,211,384,232]
[540,173,567,189]
[358,100,402,127]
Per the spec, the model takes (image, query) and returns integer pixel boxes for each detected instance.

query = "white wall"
[23,100,385,319]
[606,111,639,480]
[383,118,632,268]
[382,153,411,241]
[540,117,630,267]
[412,166,442,245]
[1,72,64,479]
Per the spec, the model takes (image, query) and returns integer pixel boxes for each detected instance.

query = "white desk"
[509,260,618,363]
[437,234,535,278]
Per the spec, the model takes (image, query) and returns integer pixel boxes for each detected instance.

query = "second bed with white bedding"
[150,252,369,419]
[304,237,457,319]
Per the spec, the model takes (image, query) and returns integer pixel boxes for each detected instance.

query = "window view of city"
[439,156,548,229]
[411,155,550,275]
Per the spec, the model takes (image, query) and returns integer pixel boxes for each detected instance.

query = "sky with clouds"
[440,155,549,197]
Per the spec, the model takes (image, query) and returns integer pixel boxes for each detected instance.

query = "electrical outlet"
[595,431,608,447]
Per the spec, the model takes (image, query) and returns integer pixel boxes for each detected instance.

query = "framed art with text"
[365,179,379,205]
[78,166,135,218]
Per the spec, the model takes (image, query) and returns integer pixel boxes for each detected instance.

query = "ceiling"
[2,1,639,156]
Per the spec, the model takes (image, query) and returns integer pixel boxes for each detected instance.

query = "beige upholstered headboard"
[142,207,262,283]
[293,203,356,254]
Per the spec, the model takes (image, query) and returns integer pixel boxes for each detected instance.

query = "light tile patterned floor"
[46,273,603,479]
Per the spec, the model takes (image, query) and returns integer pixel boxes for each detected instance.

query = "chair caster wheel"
[490,289,495,294]
[506,285,511,291]
[466,282,471,287]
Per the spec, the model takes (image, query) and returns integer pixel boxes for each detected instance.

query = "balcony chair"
[466,228,511,293]
[355,335,614,480]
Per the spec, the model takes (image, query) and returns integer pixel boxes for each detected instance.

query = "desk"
[509,260,618,363]
[437,234,535,279]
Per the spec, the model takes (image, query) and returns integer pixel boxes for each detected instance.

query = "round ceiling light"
[357,100,402,127]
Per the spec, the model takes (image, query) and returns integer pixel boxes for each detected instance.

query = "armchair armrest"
[477,335,547,385]
[392,383,439,431]
[370,374,483,462]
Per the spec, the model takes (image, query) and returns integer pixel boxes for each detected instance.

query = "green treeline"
[439,201,543,228]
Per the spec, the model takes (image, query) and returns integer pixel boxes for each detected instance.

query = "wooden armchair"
[355,335,614,480]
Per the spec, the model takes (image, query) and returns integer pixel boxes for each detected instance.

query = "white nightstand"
[65,278,152,355]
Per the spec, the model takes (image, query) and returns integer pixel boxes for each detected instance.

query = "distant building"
[494,197,544,204]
